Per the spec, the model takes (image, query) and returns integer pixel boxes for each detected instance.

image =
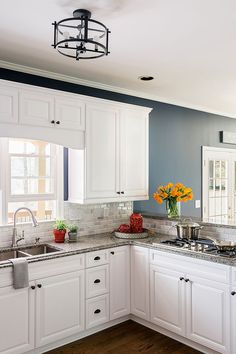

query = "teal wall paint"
[1,68,236,217]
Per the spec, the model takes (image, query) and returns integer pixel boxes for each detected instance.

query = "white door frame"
[202,146,236,221]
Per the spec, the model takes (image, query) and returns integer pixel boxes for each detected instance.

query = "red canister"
[130,213,143,233]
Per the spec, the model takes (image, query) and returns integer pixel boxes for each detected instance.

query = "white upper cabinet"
[85,103,120,199]
[19,90,54,127]
[0,84,18,124]
[120,109,148,198]
[68,101,151,203]
[55,97,85,131]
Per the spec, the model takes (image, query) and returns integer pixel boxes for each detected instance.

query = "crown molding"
[0,60,235,119]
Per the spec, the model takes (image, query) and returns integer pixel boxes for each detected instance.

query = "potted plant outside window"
[68,224,78,242]
[53,220,67,243]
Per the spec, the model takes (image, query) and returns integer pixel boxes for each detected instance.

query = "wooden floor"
[46,320,202,354]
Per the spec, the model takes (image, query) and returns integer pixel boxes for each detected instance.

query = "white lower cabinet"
[150,265,185,336]
[0,284,34,354]
[35,271,85,347]
[186,275,230,353]
[131,246,150,320]
[110,246,130,320]
[150,251,230,354]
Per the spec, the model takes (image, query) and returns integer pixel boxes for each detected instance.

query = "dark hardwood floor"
[46,320,202,354]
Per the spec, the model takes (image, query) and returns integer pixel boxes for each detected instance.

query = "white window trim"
[202,145,236,222]
[0,138,64,225]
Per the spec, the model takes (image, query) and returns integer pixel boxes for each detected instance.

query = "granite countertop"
[1,232,236,269]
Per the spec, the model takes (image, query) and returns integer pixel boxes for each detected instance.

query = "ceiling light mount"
[52,9,110,61]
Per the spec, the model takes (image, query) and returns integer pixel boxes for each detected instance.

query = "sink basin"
[0,244,62,263]
[19,244,62,256]
[0,250,28,262]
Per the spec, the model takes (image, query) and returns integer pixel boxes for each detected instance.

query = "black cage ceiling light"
[52,9,110,60]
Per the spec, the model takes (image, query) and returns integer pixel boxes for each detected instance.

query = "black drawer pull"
[56,121,60,124]
[51,120,55,124]
[179,277,184,281]
[94,309,101,314]
[231,291,236,296]
[116,191,121,194]
[110,251,114,255]
[31,285,35,290]
[94,256,100,261]
[120,191,124,194]
[37,284,42,288]
[185,279,190,283]
[94,279,101,284]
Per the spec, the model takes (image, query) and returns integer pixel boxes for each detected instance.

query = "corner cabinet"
[68,102,151,204]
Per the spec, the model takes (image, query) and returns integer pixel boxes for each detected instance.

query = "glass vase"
[166,199,180,218]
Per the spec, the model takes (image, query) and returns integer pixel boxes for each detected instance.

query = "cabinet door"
[0,85,18,124]
[150,265,185,336]
[231,288,236,354]
[85,103,120,200]
[36,271,84,347]
[19,90,54,127]
[186,275,230,353]
[0,285,34,354]
[110,246,130,320]
[120,109,148,199]
[131,246,149,320]
[55,97,85,131]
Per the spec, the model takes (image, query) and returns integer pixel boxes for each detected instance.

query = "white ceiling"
[1,0,236,117]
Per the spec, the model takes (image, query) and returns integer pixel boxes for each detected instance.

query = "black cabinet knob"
[231,291,236,296]
[56,121,60,124]
[94,256,100,261]
[179,277,184,281]
[51,120,55,124]
[31,285,35,290]
[37,284,42,288]
[94,309,101,314]
[185,278,190,283]
[110,251,114,255]
[94,279,101,284]
[116,192,121,194]
[121,191,124,194]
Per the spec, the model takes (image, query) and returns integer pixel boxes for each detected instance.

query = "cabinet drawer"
[86,250,109,268]
[86,294,109,329]
[86,265,109,298]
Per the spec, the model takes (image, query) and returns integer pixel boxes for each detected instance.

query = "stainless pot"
[175,218,203,240]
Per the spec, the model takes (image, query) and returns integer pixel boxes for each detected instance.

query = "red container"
[53,229,66,243]
[130,213,143,233]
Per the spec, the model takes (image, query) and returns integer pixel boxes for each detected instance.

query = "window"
[0,138,63,225]
[202,146,236,224]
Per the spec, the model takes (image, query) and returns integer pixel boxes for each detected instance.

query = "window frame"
[0,138,64,225]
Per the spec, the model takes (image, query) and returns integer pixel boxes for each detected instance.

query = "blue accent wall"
[1,68,236,217]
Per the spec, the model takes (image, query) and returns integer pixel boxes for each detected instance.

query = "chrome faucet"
[12,207,38,247]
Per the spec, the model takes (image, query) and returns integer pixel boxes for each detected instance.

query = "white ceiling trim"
[0,60,235,120]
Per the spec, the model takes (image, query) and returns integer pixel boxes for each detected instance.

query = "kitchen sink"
[0,249,29,262]
[0,244,62,263]
[19,244,62,256]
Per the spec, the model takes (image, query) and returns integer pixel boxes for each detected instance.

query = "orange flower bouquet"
[153,183,193,218]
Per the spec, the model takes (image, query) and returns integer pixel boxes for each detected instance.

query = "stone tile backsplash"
[0,201,133,248]
[143,217,236,241]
